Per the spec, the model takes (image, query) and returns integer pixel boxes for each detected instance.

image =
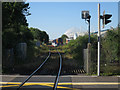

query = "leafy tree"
[61,34,68,44]
[18,26,34,43]
[41,31,49,44]
[2,2,30,30]
[101,29,119,63]
[29,28,42,40]
[29,28,49,44]
[2,28,18,49]
[2,2,31,49]
[118,27,120,61]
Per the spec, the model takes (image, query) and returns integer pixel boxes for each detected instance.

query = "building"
[74,33,78,40]
[66,38,72,44]
[91,29,109,37]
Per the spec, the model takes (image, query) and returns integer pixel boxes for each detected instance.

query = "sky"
[26,2,118,40]
[118,1,120,27]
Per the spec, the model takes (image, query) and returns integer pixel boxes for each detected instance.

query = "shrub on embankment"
[59,27,120,75]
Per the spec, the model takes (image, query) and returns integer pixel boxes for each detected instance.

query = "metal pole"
[98,3,100,76]
[88,18,90,43]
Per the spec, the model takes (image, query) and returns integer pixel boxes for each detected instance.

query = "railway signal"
[101,10,112,28]
[82,11,91,43]
[98,6,112,76]
[82,11,89,19]
[82,11,91,74]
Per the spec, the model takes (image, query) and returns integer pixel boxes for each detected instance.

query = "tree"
[41,31,49,44]
[29,28,49,44]
[2,2,31,49]
[101,29,119,63]
[61,34,68,44]
[18,26,34,43]
[2,28,18,49]
[2,2,30,30]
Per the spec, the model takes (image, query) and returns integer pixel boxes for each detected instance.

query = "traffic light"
[104,14,112,24]
[102,10,112,28]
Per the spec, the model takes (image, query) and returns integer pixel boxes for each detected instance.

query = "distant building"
[64,27,87,39]
[64,33,78,44]
[69,37,74,40]
[74,33,78,40]
[91,29,110,37]
[66,38,71,44]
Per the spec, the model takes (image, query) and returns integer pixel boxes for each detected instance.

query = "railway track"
[17,50,62,90]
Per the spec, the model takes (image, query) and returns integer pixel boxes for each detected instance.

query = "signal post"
[82,11,91,74]
[97,3,112,76]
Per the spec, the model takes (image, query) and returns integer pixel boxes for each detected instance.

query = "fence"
[3,43,27,68]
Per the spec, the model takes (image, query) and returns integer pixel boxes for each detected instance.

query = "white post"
[98,3,101,76]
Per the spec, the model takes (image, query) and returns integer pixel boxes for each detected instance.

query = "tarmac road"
[0,75,120,90]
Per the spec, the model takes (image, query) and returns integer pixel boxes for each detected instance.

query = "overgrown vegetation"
[100,28,120,75]
[59,34,97,66]
[58,27,120,76]
[61,34,68,44]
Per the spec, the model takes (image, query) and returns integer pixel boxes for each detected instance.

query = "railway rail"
[17,50,62,90]
[53,51,62,90]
